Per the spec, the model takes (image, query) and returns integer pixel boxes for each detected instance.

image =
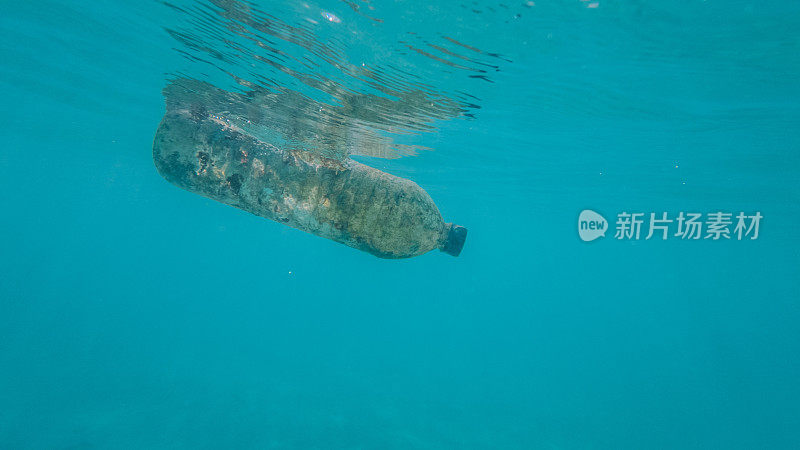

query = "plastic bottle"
[152,87,467,259]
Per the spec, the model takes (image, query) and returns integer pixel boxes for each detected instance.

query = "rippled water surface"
[1,0,799,448]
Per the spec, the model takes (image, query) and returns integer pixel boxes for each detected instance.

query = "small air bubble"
[321,11,341,23]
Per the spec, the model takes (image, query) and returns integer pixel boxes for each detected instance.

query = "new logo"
[578,210,607,242]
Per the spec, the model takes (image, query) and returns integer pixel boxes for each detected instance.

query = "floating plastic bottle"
[152,81,467,258]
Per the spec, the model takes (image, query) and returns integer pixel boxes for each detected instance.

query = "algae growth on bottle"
[152,80,467,258]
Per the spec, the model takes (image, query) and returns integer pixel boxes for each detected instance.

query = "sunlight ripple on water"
[160,0,519,160]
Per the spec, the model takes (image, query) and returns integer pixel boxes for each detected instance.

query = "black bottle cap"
[441,223,468,257]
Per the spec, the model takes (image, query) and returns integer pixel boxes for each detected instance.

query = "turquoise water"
[1,0,799,448]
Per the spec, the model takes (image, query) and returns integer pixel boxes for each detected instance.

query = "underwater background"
[1,0,799,448]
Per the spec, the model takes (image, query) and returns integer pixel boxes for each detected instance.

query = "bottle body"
[153,111,466,258]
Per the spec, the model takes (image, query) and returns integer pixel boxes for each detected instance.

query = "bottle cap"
[440,223,468,257]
